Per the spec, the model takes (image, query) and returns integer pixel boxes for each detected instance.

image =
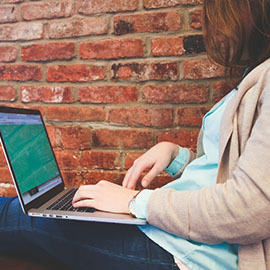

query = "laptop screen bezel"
[0,106,65,213]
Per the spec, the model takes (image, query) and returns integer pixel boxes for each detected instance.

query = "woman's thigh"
[0,197,178,270]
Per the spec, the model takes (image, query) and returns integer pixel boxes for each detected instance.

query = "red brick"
[84,171,125,185]
[81,151,120,170]
[79,85,138,103]
[77,0,138,15]
[46,106,106,122]
[61,170,84,187]
[213,81,236,102]
[21,86,73,103]
[0,183,16,197]
[177,106,210,126]
[0,5,18,23]
[184,58,225,79]
[0,167,12,183]
[22,42,75,62]
[55,150,80,170]
[142,84,209,104]
[22,1,74,21]
[92,129,153,149]
[111,62,178,81]
[0,0,23,3]
[144,0,203,8]
[47,65,105,82]
[59,126,91,150]
[46,125,58,148]
[0,85,16,101]
[0,22,43,41]
[157,129,200,150]
[124,152,143,169]
[108,107,173,128]
[0,65,42,81]
[114,12,181,35]
[148,174,174,189]
[80,39,143,60]
[48,17,107,39]
[0,46,17,62]
[190,9,202,30]
[152,36,184,56]
[0,148,6,166]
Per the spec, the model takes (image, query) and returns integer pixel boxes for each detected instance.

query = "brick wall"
[0,0,229,197]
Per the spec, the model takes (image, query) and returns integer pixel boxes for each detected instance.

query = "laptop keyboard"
[46,188,95,213]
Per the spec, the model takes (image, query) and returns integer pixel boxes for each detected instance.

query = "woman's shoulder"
[247,58,270,82]
[238,58,270,97]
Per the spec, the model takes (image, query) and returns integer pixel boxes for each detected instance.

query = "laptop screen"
[0,111,62,204]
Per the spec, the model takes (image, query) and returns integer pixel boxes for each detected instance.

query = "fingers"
[72,199,94,208]
[123,164,143,189]
[141,163,162,187]
[72,185,94,206]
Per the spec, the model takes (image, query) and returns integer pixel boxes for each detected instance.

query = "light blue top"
[134,89,238,270]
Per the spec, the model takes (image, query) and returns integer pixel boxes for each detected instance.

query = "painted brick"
[0,5,18,23]
[80,39,143,60]
[47,65,105,82]
[78,86,138,103]
[92,129,153,149]
[22,1,74,21]
[142,84,209,104]
[0,85,16,101]
[59,126,91,150]
[0,22,43,41]
[114,12,181,35]
[84,171,125,185]
[152,36,184,56]
[183,35,205,54]
[46,106,106,122]
[177,106,210,126]
[144,0,203,9]
[21,42,75,62]
[81,151,120,170]
[190,9,202,30]
[55,150,80,170]
[77,0,138,15]
[48,17,107,39]
[21,86,73,103]
[0,46,17,62]
[108,107,173,127]
[0,65,42,81]
[157,129,200,150]
[61,170,84,187]
[111,62,178,81]
[184,58,225,79]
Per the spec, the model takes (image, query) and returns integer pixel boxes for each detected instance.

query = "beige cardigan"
[147,58,270,270]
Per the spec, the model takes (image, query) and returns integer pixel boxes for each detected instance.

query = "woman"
[1,1,270,269]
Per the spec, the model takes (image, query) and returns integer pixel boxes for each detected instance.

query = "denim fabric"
[0,197,179,270]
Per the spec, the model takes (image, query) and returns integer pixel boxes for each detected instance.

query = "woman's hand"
[122,142,179,189]
[72,180,138,214]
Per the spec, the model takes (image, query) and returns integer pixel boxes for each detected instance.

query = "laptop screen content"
[0,112,62,204]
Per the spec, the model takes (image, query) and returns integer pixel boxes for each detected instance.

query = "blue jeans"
[0,197,179,270]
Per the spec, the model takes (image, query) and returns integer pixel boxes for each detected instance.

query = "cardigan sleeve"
[165,146,196,178]
[146,77,270,246]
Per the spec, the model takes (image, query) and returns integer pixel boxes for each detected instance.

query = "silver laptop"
[0,106,146,225]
